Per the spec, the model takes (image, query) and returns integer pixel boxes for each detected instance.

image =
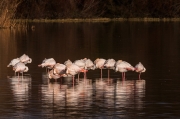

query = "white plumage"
[13,62,29,78]
[115,60,134,80]
[19,54,32,64]
[66,64,81,77]
[48,69,61,81]
[94,58,106,78]
[94,58,106,69]
[135,62,146,79]
[74,59,86,70]
[104,59,116,69]
[38,58,56,70]
[64,59,72,67]
[104,58,116,78]
[7,58,20,67]
[53,63,66,76]
[84,58,95,70]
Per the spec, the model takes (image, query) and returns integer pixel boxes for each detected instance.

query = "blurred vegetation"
[16,0,180,19]
[0,0,22,28]
[1,0,180,28]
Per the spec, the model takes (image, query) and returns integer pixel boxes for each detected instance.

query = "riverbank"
[17,18,180,23]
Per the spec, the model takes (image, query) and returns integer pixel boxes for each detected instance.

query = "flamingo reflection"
[94,58,106,78]
[9,75,31,109]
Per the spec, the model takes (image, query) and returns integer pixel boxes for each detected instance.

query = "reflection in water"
[40,78,145,118]
[9,75,31,110]
[1,22,180,118]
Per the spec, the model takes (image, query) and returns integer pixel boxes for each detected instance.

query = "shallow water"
[1,21,180,118]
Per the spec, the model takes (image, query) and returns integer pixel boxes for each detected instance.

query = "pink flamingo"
[134,62,146,79]
[66,63,82,84]
[13,62,29,79]
[104,58,116,78]
[38,58,56,73]
[19,54,32,64]
[115,60,134,80]
[94,58,106,78]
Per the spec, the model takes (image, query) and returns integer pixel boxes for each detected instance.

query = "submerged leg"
[72,75,74,84]
[139,73,141,80]
[101,69,102,79]
[84,72,86,79]
[108,69,110,79]
[121,72,123,80]
[78,73,80,82]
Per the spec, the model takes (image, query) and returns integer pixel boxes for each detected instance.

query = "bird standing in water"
[84,58,95,70]
[66,63,82,84]
[13,62,29,79]
[7,58,20,67]
[74,59,87,79]
[134,62,146,79]
[83,58,95,78]
[19,54,32,64]
[38,58,56,73]
[94,58,106,78]
[48,63,67,81]
[48,69,61,81]
[104,58,116,78]
[7,54,31,76]
[115,60,134,80]
[64,59,73,67]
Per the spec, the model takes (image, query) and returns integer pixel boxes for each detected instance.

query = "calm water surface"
[1,21,180,118]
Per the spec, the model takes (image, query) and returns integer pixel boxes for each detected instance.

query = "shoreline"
[16,18,180,23]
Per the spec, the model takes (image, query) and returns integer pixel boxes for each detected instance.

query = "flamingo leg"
[78,73,80,80]
[108,69,110,79]
[139,73,141,80]
[124,72,125,80]
[122,72,124,80]
[83,72,86,85]
[72,75,74,84]
[101,68,102,79]
[84,72,86,79]
[18,72,20,80]
[78,73,80,82]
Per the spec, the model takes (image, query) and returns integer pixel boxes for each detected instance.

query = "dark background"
[16,0,180,19]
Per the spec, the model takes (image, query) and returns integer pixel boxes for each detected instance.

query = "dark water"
[1,21,180,118]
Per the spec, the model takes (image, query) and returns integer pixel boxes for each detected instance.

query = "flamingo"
[48,69,61,82]
[84,58,95,78]
[66,63,82,84]
[104,59,116,78]
[19,54,32,64]
[7,58,20,67]
[74,59,87,79]
[48,63,67,81]
[115,60,134,80]
[84,58,95,70]
[134,62,146,79]
[64,59,73,67]
[38,58,56,73]
[94,58,106,78]
[13,62,29,79]
[53,63,66,76]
